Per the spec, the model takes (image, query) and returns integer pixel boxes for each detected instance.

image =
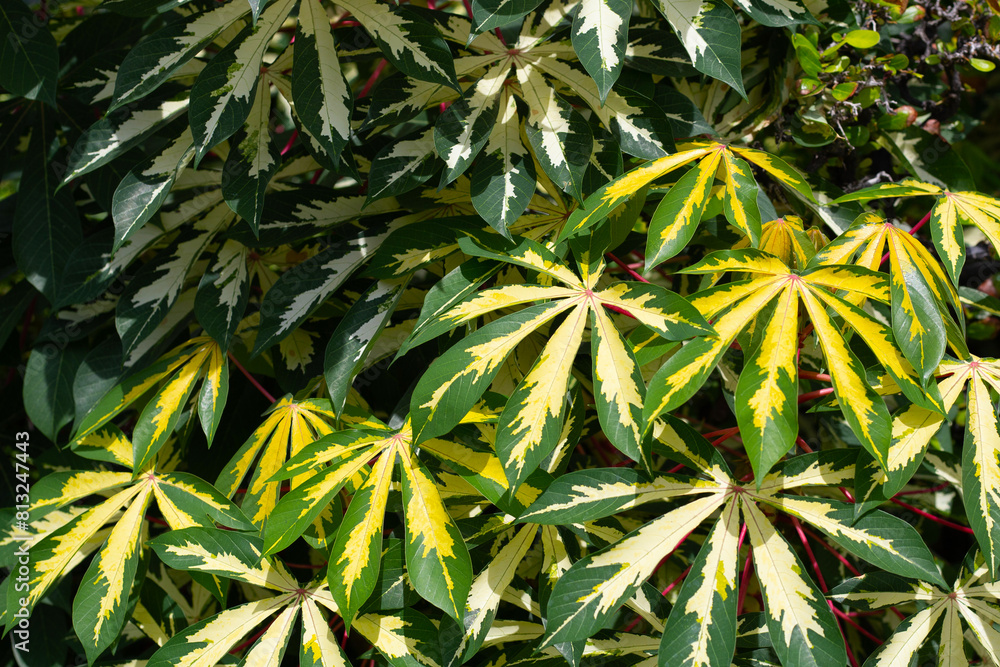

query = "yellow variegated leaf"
[241,603,298,667]
[742,500,845,665]
[300,599,350,667]
[146,595,293,667]
[543,492,727,645]
[330,445,397,624]
[399,450,473,619]
[496,304,589,490]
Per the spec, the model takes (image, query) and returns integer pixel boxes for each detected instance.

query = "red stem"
[798,370,832,381]
[736,544,754,615]
[797,387,835,403]
[280,129,299,156]
[228,352,277,404]
[890,497,975,534]
[662,564,692,597]
[795,436,815,453]
[893,483,951,496]
[791,516,827,591]
[606,252,650,283]
[880,210,932,266]
[359,59,388,98]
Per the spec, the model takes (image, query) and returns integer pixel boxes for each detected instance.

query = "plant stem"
[228,352,277,404]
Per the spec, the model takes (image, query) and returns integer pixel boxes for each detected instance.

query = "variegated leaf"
[754,494,944,585]
[590,306,646,463]
[64,93,190,181]
[434,63,508,186]
[410,301,575,442]
[495,304,589,490]
[195,240,250,350]
[521,468,720,524]
[963,368,1000,578]
[470,88,536,237]
[188,0,295,160]
[72,486,153,662]
[542,492,727,646]
[329,447,396,625]
[145,595,292,667]
[221,81,281,234]
[571,0,631,101]
[659,499,740,667]
[339,0,460,90]
[741,499,845,667]
[400,451,473,620]
[301,599,350,667]
[559,144,714,241]
[111,0,251,108]
[293,0,352,162]
[516,63,593,202]
[325,279,409,417]
[111,125,196,252]
[367,129,441,202]
[253,225,394,354]
[650,0,745,97]
[115,205,230,359]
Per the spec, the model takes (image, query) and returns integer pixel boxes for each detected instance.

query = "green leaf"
[293,0,353,163]
[13,119,83,304]
[188,0,295,161]
[23,343,87,443]
[571,0,631,102]
[325,280,409,418]
[221,82,282,235]
[650,0,746,98]
[517,64,593,203]
[0,0,59,105]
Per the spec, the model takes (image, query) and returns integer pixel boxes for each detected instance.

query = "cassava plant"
[2,0,1000,664]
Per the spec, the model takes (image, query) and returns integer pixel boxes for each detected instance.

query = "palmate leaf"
[559,142,813,253]
[831,557,1000,666]
[434,62,508,186]
[534,443,940,664]
[409,234,710,488]
[215,396,351,527]
[812,211,961,382]
[110,0,251,109]
[644,249,936,480]
[12,428,249,658]
[72,337,230,454]
[833,178,1000,284]
[293,0,352,164]
[266,418,473,625]
[188,0,295,161]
